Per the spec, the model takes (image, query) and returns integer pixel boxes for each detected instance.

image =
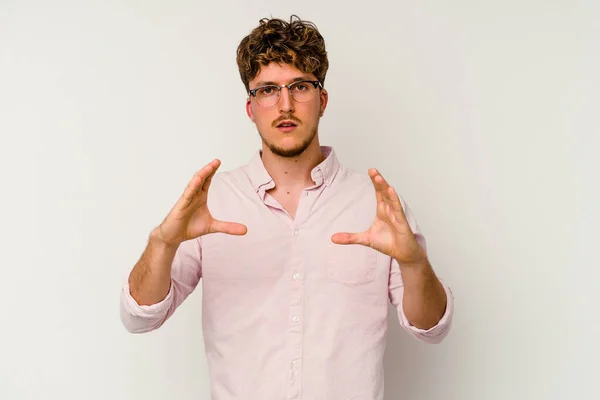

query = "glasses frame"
[248,80,322,107]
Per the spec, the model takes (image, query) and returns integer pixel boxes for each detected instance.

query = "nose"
[278,87,295,114]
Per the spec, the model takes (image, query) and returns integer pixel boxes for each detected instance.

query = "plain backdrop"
[1,0,598,399]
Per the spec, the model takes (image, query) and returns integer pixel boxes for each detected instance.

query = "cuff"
[402,282,454,337]
[121,282,174,318]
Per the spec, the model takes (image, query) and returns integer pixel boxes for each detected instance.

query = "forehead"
[251,63,316,87]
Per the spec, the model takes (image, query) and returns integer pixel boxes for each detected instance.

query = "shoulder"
[208,164,252,191]
[333,164,375,194]
[204,163,260,211]
[334,164,412,213]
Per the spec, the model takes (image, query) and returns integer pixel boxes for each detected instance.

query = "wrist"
[394,246,428,269]
[149,227,181,251]
[397,256,439,294]
[396,257,429,270]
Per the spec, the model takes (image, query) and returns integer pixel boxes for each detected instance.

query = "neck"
[260,140,325,190]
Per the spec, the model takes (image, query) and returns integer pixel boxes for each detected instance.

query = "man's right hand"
[151,159,248,247]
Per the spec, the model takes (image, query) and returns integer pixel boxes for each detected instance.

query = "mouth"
[276,120,299,133]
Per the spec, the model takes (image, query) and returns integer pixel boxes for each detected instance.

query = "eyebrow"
[254,76,313,87]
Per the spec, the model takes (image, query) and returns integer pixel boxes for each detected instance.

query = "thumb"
[331,231,368,246]
[210,219,248,236]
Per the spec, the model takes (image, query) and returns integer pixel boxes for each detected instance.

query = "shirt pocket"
[325,243,378,286]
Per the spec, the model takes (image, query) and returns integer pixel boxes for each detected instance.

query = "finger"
[376,194,388,219]
[386,187,409,230]
[210,220,248,236]
[331,231,368,246]
[368,169,385,203]
[180,159,220,205]
[375,172,393,202]
[200,159,221,192]
[384,201,402,228]
[387,186,405,214]
[369,168,390,203]
[180,171,204,205]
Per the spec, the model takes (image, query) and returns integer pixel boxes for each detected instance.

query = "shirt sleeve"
[387,197,454,344]
[120,237,203,333]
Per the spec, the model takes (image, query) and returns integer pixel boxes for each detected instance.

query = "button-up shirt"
[120,146,454,400]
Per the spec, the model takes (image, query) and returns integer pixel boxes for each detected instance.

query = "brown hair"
[236,15,329,92]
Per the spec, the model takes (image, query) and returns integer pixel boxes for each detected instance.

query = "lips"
[275,118,299,133]
[276,120,298,128]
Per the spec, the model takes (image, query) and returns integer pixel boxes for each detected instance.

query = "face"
[246,63,328,158]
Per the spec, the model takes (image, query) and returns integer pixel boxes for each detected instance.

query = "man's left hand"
[331,168,427,265]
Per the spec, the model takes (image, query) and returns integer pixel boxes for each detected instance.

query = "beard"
[259,125,319,158]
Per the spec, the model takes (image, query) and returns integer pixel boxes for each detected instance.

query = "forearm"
[128,229,179,306]
[399,258,447,330]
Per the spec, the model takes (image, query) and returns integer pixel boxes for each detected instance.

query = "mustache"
[272,115,302,127]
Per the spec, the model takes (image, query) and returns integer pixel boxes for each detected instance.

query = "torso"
[267,187,303,219]
[198,152,394,399]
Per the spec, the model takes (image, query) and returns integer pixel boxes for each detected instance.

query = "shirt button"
[292,273,300,280]
[292,359,300,368]
[292,315,299,323]
[294,229,300,236]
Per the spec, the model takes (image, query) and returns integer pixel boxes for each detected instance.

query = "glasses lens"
[290,81,317,103]
[256,86,279,107]
[252,82,319,107]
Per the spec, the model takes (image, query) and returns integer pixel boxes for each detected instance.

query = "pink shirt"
[120,146,454,400]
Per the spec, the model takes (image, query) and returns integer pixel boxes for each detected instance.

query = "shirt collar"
[246,146,340,195]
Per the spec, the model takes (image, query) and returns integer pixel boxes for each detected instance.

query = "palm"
[156,159,247,246]
[365,213,399,256]
[331,169,425,264]
[172,201,214,243]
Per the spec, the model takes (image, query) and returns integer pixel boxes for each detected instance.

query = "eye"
[292,83,308,92]
[257,86,278,96]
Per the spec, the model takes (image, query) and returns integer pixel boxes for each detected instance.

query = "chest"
[266,187,303,219]
[200,187,384,287]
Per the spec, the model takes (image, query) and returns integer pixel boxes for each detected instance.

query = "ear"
[319,88,329,116]
[246,97,256,122]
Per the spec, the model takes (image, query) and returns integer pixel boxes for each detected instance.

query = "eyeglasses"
[248,80,322,108]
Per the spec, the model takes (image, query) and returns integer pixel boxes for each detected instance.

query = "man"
[120,15,454,400]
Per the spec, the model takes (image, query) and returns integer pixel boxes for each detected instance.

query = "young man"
[121,15,454,400]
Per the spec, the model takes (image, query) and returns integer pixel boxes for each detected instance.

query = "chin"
[266,142,309,158]
[259,126,318,158]
[263,137,309,158]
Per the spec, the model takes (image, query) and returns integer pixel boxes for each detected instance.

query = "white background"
[1,0,598,399]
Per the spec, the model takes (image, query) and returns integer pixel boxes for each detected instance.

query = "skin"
[331,169,447,329]
[128,62,447,330]
[244,63,329,218]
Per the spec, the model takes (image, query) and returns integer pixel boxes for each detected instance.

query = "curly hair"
[236,15,329,93]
